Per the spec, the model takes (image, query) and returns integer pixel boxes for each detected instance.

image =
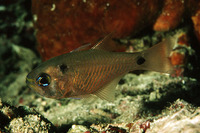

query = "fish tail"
[139,37,176,74]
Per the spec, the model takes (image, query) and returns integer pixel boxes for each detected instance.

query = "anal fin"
[94,76,124,102]
[70,94,98,104]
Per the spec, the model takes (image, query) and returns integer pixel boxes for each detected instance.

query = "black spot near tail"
[137,56,146,65]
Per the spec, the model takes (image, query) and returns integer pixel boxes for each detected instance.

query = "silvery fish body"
[26,34,176,102]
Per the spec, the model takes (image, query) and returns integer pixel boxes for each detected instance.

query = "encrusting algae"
[26,34,176,102]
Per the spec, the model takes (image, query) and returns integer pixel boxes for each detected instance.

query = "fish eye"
[36,73,51,87]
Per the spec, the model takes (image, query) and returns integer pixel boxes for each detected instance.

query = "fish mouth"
[26,75,35,89]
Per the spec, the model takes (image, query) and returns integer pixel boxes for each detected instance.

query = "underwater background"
[1,0,200,132]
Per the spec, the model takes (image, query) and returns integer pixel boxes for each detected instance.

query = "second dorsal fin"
[71,32,126,52]
[92,32,127,52]
[92,32,114,50]
[70,33,113,52]
[70,43,91,52]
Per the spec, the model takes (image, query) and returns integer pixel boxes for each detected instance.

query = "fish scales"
[26,34,176,102]
[69,50,134,94]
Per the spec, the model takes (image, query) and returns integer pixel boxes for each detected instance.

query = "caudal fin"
[140,37,176,74]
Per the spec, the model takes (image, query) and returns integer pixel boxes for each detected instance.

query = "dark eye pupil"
[40,77,48,84]
[36,73,51,87]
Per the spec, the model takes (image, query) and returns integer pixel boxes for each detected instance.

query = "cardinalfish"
[26,34,176,102]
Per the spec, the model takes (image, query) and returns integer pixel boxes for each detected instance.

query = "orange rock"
[190,0,200,44]
[153,0,184,31]
[170,52,185,77]
[32,0,200,61]
[177,34,189,46]
[192,10,200,44]
[32,0,162,60]
[170,52,185,66]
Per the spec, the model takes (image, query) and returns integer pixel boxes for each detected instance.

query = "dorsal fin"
[69,33,113,52]
[70,43,91,52]
[71,32,126,52]
[92,32,127,52]
[92,32,114,50]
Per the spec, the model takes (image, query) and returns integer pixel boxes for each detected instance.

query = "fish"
[26,34,176,102]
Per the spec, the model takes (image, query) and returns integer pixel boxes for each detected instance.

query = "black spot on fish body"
[59,64,68,74]
[137,56,146,65]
